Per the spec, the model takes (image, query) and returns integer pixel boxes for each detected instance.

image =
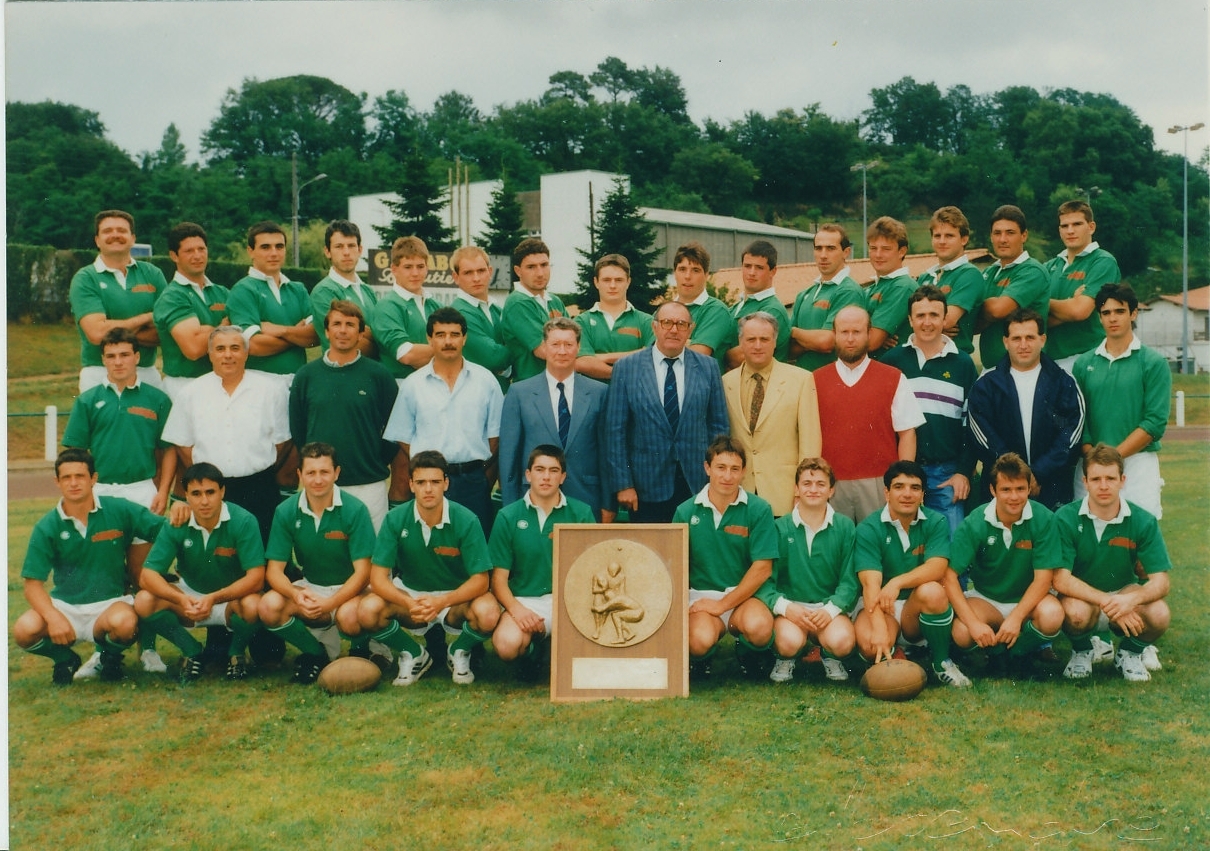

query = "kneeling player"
[358,451,499,686]
[673,436,779,679]
[762,457,858,684]
[15,449,163,684]
[1054,444,1171,682]
[135,463,266,682]
[490,445,594,676]
[946,453,1064,675]
[854,461,969,686]
[259,443,375,684]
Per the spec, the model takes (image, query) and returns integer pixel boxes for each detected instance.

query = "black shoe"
[292,653,328,685]
[248,630,286,667]
[348,644,371,659]
[425,629,448,669]
[689,659,713,679]
[98,651,125,682]
[179,655,204,684]
[736,648,772,681]
[226,656,248,681]
[52,653,82,686]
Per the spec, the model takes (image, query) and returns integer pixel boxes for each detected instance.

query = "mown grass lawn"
[7,442,1208,850]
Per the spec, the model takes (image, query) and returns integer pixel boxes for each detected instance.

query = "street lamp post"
[850,160,880,259]
[291,151,328,267]
[1168,122,1205,374]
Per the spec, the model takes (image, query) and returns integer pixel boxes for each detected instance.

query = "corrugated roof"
[639,207,813,239]
[1155,285,1210,312]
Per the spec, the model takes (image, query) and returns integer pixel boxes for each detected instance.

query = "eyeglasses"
[656,319,692,330]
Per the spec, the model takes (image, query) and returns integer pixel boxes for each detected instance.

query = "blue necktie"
[557,381,571,446]
[663,358,680,433]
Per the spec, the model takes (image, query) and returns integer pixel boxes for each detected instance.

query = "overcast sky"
[4,0,1209,165]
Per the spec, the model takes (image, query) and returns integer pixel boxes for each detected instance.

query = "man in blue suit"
[499,317,610,520]
[606,301,730,523]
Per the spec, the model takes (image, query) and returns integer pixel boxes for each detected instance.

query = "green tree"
[573,178,664,310]
[669,142,758,217]
[373,149,455,250]
[480,181,527,257]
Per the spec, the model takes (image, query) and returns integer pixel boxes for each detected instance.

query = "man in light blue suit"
[606,301,730,523]
[499,318,610,520]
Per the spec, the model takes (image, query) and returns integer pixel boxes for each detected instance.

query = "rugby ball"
[860,658,927,702]
[316,656,382,695]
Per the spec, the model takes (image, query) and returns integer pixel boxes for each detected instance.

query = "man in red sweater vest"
[814,305,925,522]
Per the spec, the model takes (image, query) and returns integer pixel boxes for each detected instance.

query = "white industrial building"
[1136,285,1209,371]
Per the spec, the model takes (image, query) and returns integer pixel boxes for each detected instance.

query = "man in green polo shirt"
[450,245,511,389]
[1044,201,1121,371]
[502,237,569,381]
[789,224,866,371]
[725,240,791,367]
[15,449,163,684]
[916,206,985,355]
[311,220,378,356]
[358,451,500,686]
[760,457,858,685]
[135,462,267,682]
[574,254,655,381]
[227,221,318,382]
[977,205,1050,368]
[70,209,166,391]
[672,241,736,371]
[946,453,1064,676]
[372,235,439,383]
[1054,445,1170,682]
[490,445,595,677]
[673,436,779,679]
[154,222,231,400]
[259,443,377,684]
[864,217,915,359]
[853,461,970,687]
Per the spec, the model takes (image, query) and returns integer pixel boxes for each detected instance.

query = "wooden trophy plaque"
[551,523,688,702]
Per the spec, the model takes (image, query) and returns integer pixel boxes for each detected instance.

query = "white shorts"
[340,480,389,534]
[512,595,553,637]
[1073,452,1163,519]
[392,577,459,636]
[53,597,134,644]
[965,587,1019,620]
[178,579,229,627]
[79,366,163,393]
[851,597,908,622]
[689,587,736,629]
[292,579,347,626]
[160,375,196,403]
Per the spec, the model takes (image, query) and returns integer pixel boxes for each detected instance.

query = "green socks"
[919,607,955,668]
[26,638,78,665]
[1120,636,1149,655]
[95,634,133,656]
[736,635,774,654]
[228,613,258,658]
[268,617,326,656]
[451,623,489,654]
[1068,632,1095,652]
[142,609,203,658]
[1008,620,1058,658]
[371,621,422,657]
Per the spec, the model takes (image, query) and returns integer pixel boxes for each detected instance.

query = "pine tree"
[573,178,665,311]
[373,149,455,250]
[480,180,527,257]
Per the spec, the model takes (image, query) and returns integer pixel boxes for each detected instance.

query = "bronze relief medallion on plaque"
[563,539,673,647]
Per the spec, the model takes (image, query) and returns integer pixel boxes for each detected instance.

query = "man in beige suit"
[723,312,821,516]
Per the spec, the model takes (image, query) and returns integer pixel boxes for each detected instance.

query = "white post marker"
[44,405,57,461]
[1175,390,1185,428]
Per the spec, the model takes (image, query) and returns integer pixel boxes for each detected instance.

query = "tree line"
[6,62,1208,284]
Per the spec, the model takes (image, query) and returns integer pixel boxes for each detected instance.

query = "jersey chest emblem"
[517,520,529,530]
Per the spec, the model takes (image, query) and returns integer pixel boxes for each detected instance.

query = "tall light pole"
[1168,122,1205,374]
[291,151,328,267]
[849,160,880,258]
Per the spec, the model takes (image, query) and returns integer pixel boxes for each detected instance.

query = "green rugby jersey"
[788,277,866,371]
[1043,246,1120,360]
[153,279,231,378]
[855,506,950,599]
[144,502,265,594]
[69,260,166,368]
[950,500,1062,603]
[1055,498,1170,593]
[227,274,314,375]
[758,507,859,613]
[373,498,491,591]
[372,289,441,380]
[917,260,984,354]
[979,257,1050,367]
[683,296,738,371]
[310,273,379,350]
[489,494,595,597]
[502,289,568,382]
[674,490,779,592]
[62,382,172,484]
[733,294,792,361]
[266,488,377,587]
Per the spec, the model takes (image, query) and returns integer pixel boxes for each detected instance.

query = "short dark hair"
[246,220,286,249]
[594,254,630,278]
[1082,443,1125,476]
[908,284,948,312]
[325,299,366,331]
[100,327,139,355]
[1057,200,1094,223]
[409,450,448,478]
[512,237,551,269]
[55,447,95,477]
[929,206,970,238]
[815,224,851,250]
[883,460,927,490]
[704,435,745,467]
[527,444,566,470]
[325,219,362,249]
[742,239,777,270]
[1004,307,1045,337]
[182,462,226,490]
[95,210,134,235]
[299,442,338,466]
[795,457,836,487]
[426,306,467,336]
[988,452,1035,491]
[1095,283,1139,313]
[990,205,1028,231]
[167,222,208,253]
[672,241,711,274]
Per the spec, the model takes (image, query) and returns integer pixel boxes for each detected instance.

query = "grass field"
[7,441,1208,850]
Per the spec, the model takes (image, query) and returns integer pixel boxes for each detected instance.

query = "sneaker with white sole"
[1141,644,1162,671]
[1115,649,1150,682]
[933,659,972,688]
[392,649,432,686]
[821,657,849,682]
[74,651,102,680]
[141,649,168,673]
[1090,635,1115,663]
[447,648,474,685]
[769,658,795,683]
[1063,649,1094,679]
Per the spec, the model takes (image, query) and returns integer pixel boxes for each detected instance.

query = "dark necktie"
[749,372,765,433]
[663,358,680,433]
[556,381,571,446]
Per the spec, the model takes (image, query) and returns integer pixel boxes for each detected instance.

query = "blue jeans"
[922,462,966,537]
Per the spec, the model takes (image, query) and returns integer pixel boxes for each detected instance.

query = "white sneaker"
[1141,644,1162,671]
[140,649,168,673]
[447,648,475,685]
[74,651,102,680]
[821,657,849,682]
[1090,635,1115,663]
[934,658,972,688]
[770,658,795,683]
[392,649,432,686]
[1063,649,1094,679]
[1115,649,1150,682]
